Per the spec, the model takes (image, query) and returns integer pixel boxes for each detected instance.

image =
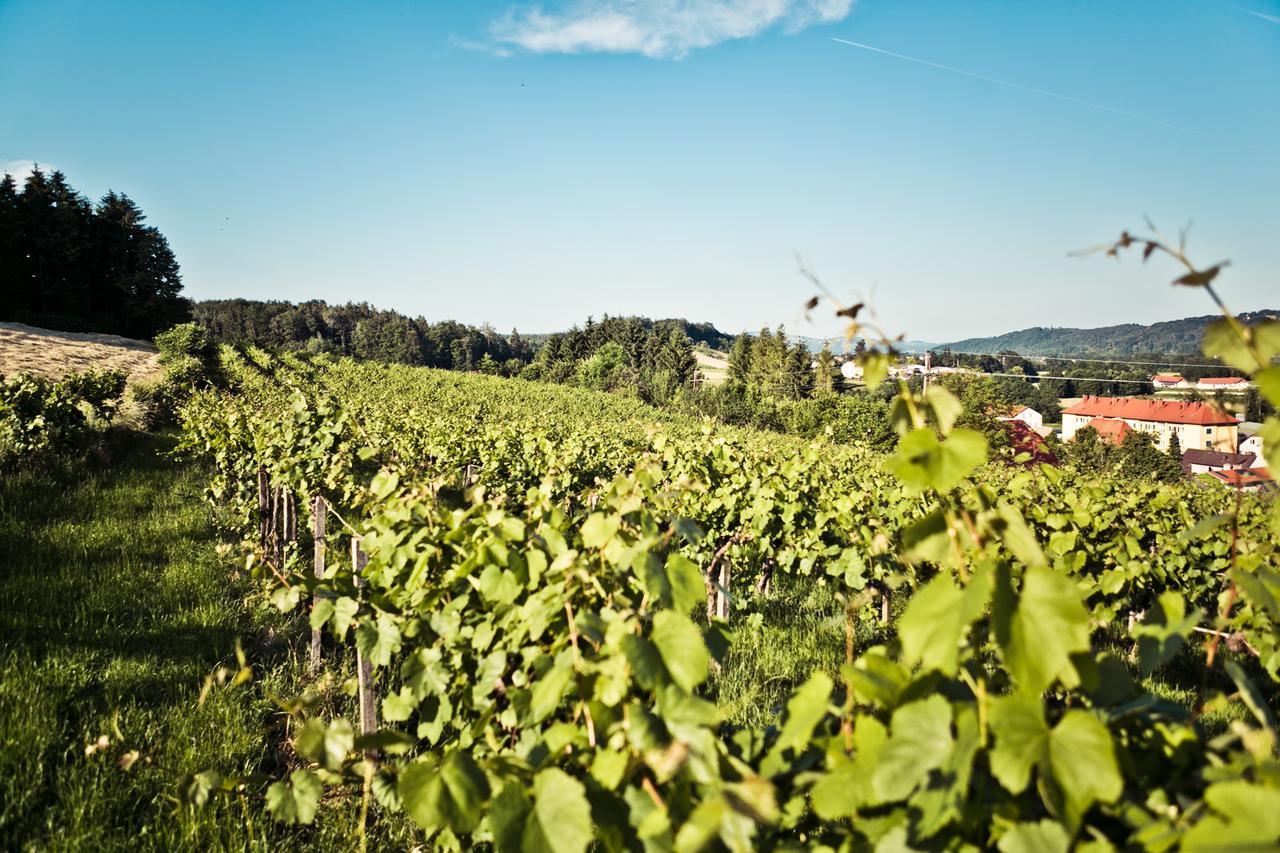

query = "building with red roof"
[1085,417,1132,445]
[1151,373,1186,388]
[1196,376,1249,390]
[1208,467,1274,492]
[1062,396,1239,452]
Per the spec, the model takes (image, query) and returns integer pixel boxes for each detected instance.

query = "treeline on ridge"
[0,168,188,339]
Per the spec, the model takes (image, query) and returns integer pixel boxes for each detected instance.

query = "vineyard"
[165,262,1280,850]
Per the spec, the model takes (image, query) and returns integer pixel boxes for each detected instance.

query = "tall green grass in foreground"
[0,435,412,850]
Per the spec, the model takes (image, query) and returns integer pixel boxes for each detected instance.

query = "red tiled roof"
[1152,374,1184,383]
[1198,377,1247,386]
[1209,467,1274,488]
[1062,396,1239,426]
[1086,417,1132,445]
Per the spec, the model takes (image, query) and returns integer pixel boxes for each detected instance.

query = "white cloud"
[489,0,854,59]
[0,160,51,186]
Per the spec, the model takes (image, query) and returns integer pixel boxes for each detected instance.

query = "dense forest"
[0,168,189,339]
[940,310,1280,356]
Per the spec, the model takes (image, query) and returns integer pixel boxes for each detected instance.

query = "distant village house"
[1062,396,1239,452]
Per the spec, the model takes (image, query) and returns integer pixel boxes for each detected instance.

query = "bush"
[0,370,127,469]
[142,322,222,427]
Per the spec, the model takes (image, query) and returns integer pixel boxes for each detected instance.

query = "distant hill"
[937,310,1280,357]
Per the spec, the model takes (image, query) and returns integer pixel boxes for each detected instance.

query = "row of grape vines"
[176,301,1280,850]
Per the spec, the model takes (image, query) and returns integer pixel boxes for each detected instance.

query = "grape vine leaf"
[400,752,490,834]
[898,573,967,675]
[1046,711,1122,830]
[652,611,709,691]
[996,566,1091,695]
[266,769,323,825]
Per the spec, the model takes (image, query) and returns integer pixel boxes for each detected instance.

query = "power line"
[972,371,1160,386]
[930,350,1239,370]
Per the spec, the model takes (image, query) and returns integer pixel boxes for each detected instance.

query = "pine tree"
[656,328,695,387]
[1167,432,1182,462]
[727,333,752,384]
[814,344,838,395]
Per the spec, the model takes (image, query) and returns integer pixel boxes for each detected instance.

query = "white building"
[1061,396,1240,452]
[999,406,1043,431]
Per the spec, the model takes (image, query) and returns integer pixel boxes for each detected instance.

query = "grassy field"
[0,434,418,851]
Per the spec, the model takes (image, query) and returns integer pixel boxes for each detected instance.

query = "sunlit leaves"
[295,717,354,772]
[995,566,1091,695]
[266,770,323,825]
[400,752,490,835]
[898,573,967,675]
[651,611,709,691]
[886,427,987,494]
[1046,711,1122,829]
[869,696,954,803]
[987,693,1048,794]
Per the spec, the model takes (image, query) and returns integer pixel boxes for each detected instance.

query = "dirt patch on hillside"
[0,322,163,385]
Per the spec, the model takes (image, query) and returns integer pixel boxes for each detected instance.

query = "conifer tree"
[814,344,838,395]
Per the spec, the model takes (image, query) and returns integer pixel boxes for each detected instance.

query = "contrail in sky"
[1232,5,1280,24]
[831,37,1202,136]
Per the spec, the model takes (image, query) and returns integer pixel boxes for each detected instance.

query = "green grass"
[0,434,414,851]
[715,581,894,729]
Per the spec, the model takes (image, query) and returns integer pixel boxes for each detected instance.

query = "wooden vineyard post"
[257,467,270,552]
[308,496,326,674]
[716,561,731,621]
[352,537,378,737]
[268,485,280,569]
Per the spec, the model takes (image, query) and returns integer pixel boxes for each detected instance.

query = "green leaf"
[177,769,222,806]
[761,671,833,777]
[581,513,618,549]
[886,428,987,494]
[522,768,593,853]
[987,693,1048,793]
[355,613,402,668]
[1132,592,1199,679]
[1256,366,1280,408]
[295,717,354,771]
[997,503,1046,568]
[270,584,302,612]
[1224,659,1278,732]
[1047,710,1122,830]
[266,769,323,825]
[529,655,574,724]
[400,752,491,834]
[651,611,709,692]
[860,351,890,389]
[902,509,951,564]
[589,747,630,789]
[1202,318,1259,373]
[998,820,1070,853]
[869,695,954,803]
[923,385,963,434]
[666,554,706,615]
[998,566,1091,695]
[1183,781,1280,850]
[898,573,967,675]
[488,782,532,853]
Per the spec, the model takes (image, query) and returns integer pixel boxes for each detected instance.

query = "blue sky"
[2,0,1277,342]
